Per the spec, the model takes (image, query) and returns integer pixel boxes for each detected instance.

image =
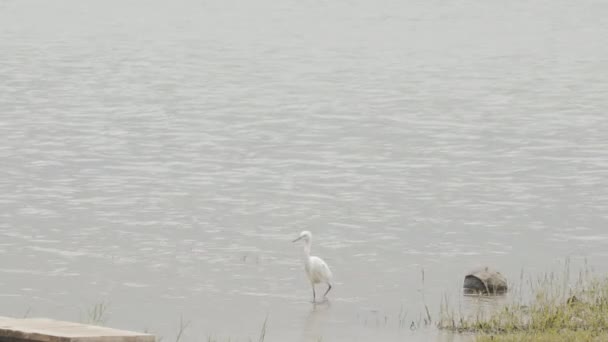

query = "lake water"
[1,0,608,341]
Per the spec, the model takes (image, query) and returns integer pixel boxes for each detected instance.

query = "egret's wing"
[310,256,332,282]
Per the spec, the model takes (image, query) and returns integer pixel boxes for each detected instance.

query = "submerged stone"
[463,267,508,295]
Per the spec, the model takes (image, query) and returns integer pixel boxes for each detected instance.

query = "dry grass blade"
[175,315,191,342]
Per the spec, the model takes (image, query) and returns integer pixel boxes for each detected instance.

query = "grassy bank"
[476,330,608,342]
[439,263,608,341]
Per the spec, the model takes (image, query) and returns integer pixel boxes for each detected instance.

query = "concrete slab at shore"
[0,317,155,342]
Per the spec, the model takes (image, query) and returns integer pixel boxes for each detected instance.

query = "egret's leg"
[323,283,332,298]
[311,285,316,303]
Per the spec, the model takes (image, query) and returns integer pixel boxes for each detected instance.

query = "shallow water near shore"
[1,0,608,341]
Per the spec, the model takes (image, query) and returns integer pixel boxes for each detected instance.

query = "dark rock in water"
[463,267,508,295]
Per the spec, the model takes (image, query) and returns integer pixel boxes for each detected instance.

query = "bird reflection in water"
[301,301,331,342]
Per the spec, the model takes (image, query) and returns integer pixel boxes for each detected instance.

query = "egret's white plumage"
[293,231,333,302]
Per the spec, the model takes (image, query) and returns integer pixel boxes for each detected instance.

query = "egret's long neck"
[302,240,311,258]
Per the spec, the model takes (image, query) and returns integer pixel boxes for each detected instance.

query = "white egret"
[292,231,333,302]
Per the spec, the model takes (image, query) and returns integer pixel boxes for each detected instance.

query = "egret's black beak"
[292,236,303,243]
